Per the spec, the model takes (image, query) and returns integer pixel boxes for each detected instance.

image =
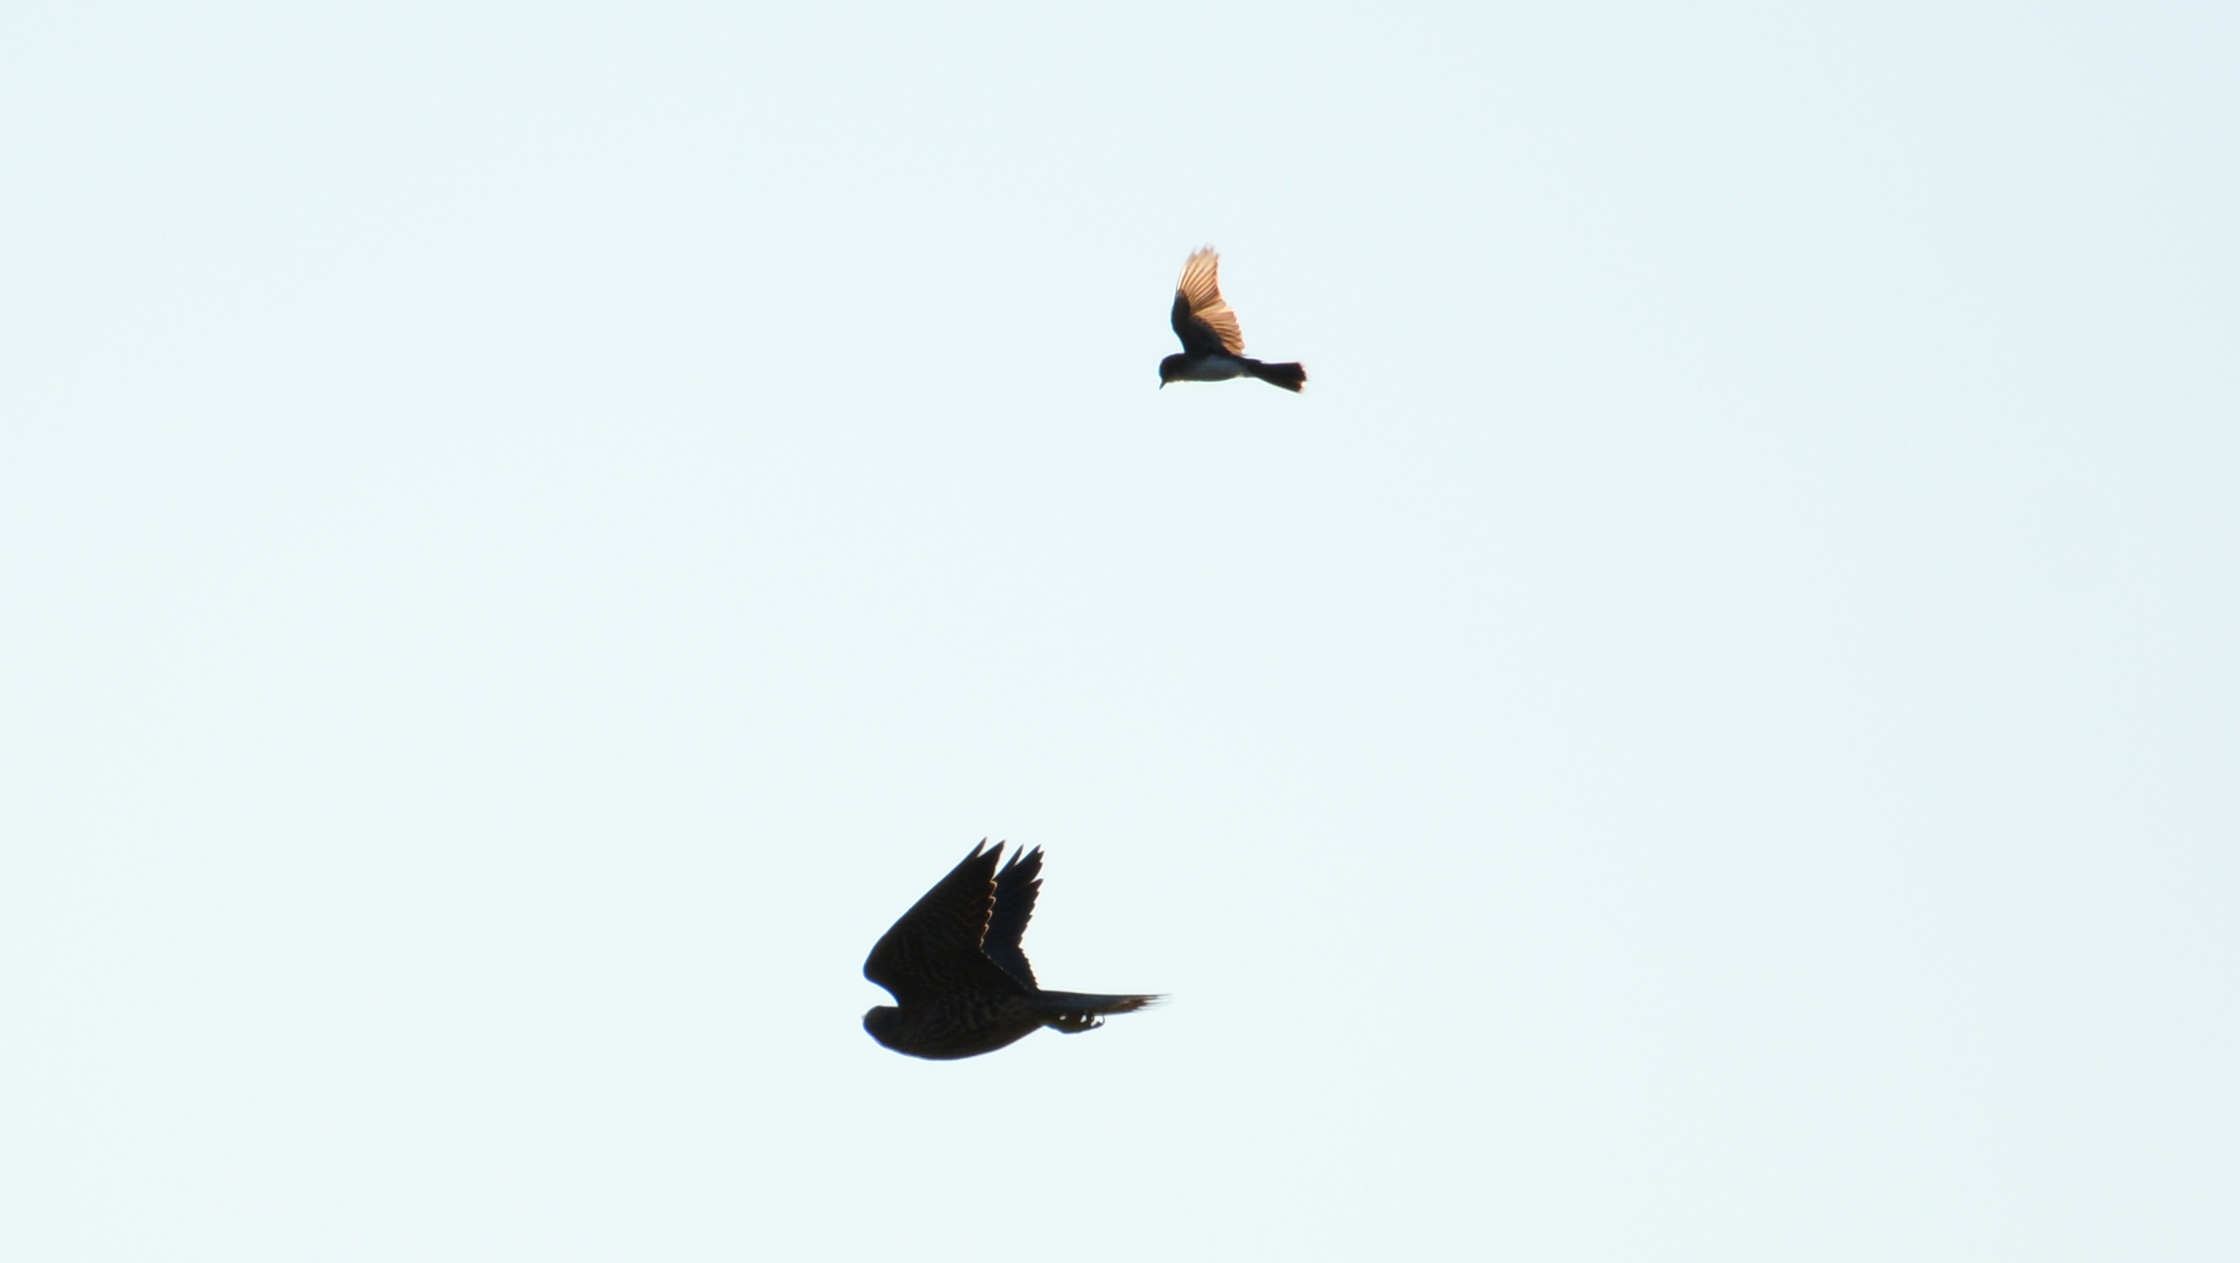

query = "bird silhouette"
[1159,246,1306,392]
[863,842,1159,1060]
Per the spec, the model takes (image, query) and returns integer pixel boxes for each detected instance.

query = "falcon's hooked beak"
[863,1006,902,1049]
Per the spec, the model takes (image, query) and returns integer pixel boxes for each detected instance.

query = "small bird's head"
[1158,354,1188,387]
[862,1006,903,1049]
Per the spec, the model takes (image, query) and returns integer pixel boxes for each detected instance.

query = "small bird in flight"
[1159,246,1307,392]
[863,841,1160,1060]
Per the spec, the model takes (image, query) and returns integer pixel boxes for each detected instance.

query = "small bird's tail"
[1033,990,1162,1034]
[1248,360,1306,392]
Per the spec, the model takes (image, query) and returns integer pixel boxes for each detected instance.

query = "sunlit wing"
[1172,246,1245,356]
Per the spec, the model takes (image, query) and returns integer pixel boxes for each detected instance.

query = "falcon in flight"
[863,842,1159,1060]
[1158,246,1306,392]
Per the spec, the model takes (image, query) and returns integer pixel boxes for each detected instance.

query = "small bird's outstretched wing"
[1172,246,1246,356]
[864,842,1023,1005]
[983,846,1044,989]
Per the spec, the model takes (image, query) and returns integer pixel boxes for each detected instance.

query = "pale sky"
[3,4,2235,1260]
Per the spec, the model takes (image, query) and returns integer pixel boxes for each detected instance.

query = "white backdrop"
[3,4,2234,1259]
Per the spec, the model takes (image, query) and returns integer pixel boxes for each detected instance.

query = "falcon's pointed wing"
[1171,246,1246,356]
[983,846,1044,989]
[864,842,1025,1004]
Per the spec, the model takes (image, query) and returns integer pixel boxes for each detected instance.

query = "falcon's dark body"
[1158,246,1306,392]
[863,842,1158,1060]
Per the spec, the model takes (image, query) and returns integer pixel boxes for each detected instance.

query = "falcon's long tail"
[1247,359,1306,392]
[1033,990,1161,1034]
